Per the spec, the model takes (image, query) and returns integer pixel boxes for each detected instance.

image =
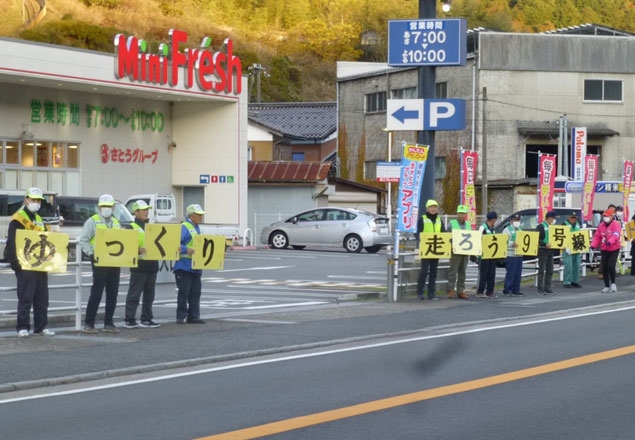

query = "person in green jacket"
[562,211,582,288]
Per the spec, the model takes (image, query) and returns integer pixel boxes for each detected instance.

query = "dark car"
[494,208,588,233]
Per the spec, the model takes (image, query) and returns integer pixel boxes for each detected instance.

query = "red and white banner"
[581,155,599,222]
[538,154,556,222]
[461,150,478,228]
[623,160,633,222]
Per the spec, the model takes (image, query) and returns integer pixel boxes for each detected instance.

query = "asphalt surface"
[1,270,634,393]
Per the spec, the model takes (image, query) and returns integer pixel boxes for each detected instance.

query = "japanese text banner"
[581,155,599,222]
[397,143,428,233]
[538,154,556,222]
[419,232,451,259]
[144,224,181,261]
[461,150,478,229]
[16,230,69,273]
[192,235,226,270]
[94,229,139,267]
[623,160,633,222]
[481,234,508,259]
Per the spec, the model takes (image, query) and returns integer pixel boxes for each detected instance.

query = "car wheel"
[344,234,363,253]
[270,231,289,249]
[291,245,305,250]
[364,245,382,254]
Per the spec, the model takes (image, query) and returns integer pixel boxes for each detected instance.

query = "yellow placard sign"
[481,234,508,259]
[16,230,69,273]
[548,225,569,250]
[451,230,482,256]
[144,224,181,261]
[419,232,451,259]
[568,230,590,254]
[514,231,539,256]
[192,235,226,270]
[626,220,635,241]
[94,229,139,267]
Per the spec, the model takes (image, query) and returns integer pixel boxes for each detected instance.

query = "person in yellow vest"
[562,211,582,289]
[173,204,206,324]
[124,200,160,329]
[80,194,121,333]
[536,210,557,295]
[476,211,499,298]
[502,213,525,296]
[6,187,55,337]
[447,204,471,300]
[416,199,446,301]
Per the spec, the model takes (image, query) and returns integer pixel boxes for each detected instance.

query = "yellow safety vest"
[89,214,121,247]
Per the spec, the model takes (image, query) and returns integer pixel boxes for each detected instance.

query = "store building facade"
[0,33,248,230]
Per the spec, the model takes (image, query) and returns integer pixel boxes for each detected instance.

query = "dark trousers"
[477,259,496,294]
[125,271,157,322]
[15,270,49,332]
[175,270,202,321]
[537,248,554,292]
[417,259,439,298]
[601,250,619,287]
[85,264,121,327]
[504,256,523,294]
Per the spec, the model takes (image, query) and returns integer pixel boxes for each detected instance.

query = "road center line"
[198,344,635,439]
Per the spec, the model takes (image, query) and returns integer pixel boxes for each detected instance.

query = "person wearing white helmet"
[6,187,55,337]
[416,199,446,301]
[79,194,122,333]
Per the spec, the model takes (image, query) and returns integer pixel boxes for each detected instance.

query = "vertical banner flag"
[571,127,587,182]
[461,150,478,229]
[581,155,599,222]
[538,153,556,222]
[623,160,634,222]
[397,143,429,232]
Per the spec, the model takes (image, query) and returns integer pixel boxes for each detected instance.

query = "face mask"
[101,207,113,218]
[616,212,623,219]
[512,221,520,228]
[603,216,611,223]
[26,202,40,213]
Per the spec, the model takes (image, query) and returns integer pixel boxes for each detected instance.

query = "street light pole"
[417,0,437,208]
[387,130,393,230]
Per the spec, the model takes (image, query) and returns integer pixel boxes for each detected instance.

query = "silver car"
[260,207,391,253]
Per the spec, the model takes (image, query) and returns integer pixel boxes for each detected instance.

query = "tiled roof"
[248,102,336,141]
[248,161,331,183]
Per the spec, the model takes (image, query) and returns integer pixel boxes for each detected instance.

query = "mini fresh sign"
[114,29,242,95]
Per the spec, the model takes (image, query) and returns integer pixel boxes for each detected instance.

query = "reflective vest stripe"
[182,221,197,259]
[89,214,121,247]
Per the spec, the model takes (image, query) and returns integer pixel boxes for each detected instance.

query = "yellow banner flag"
[192,235,226,270]
[548,225,569,250]
[94,229,139,267]
[144,224,181,261]
[451,230,482,256]
[568,230,590,254]
[626,220,635,241]
[16,230,69,273]
[419,232,451,259]
[515,231,539,256]
[481,234,508,259]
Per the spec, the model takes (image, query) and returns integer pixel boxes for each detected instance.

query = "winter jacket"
[591,220,622,252]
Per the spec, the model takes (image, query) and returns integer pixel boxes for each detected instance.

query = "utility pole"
[482,87,488,215]
[247,63,269,103]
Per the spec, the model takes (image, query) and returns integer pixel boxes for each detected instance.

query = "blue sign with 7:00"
[388,18,467,67]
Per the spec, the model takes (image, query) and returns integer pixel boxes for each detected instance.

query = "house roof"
[248,161,331,183]
[248,102,337,141]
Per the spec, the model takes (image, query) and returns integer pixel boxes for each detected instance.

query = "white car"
[260,207,391,253]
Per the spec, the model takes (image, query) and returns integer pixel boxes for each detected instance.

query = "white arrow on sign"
[386,99,424,131]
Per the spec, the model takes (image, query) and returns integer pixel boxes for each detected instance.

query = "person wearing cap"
[536,211,557,295]
[591,208,622,293]
[476,211,499,298]
[502,213,525,296]
[173,204,206,323]
[80,194,122,333]
[5,187,55,337]
[446,205,471,300]
[416,199,446,301]
[123,200,160,329]
[562,211,582,289]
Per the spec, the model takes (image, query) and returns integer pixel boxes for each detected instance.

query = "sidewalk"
[1,273,634,393]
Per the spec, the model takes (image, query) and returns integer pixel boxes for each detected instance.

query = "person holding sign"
[591,209,622,293]
[447,205,471,300]
[536,211,557,295]
[476,211,499,298]
[416,200,445,301]
[80,194,122,333]
[124,200,160,329]
[5,188,55,337]
[502,214,524,296]
[562,212,582,289]
[173,204,206,323]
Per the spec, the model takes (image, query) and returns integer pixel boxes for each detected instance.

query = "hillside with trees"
[3,0,635,102]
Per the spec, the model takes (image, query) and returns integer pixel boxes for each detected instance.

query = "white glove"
[565,248,572,255]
